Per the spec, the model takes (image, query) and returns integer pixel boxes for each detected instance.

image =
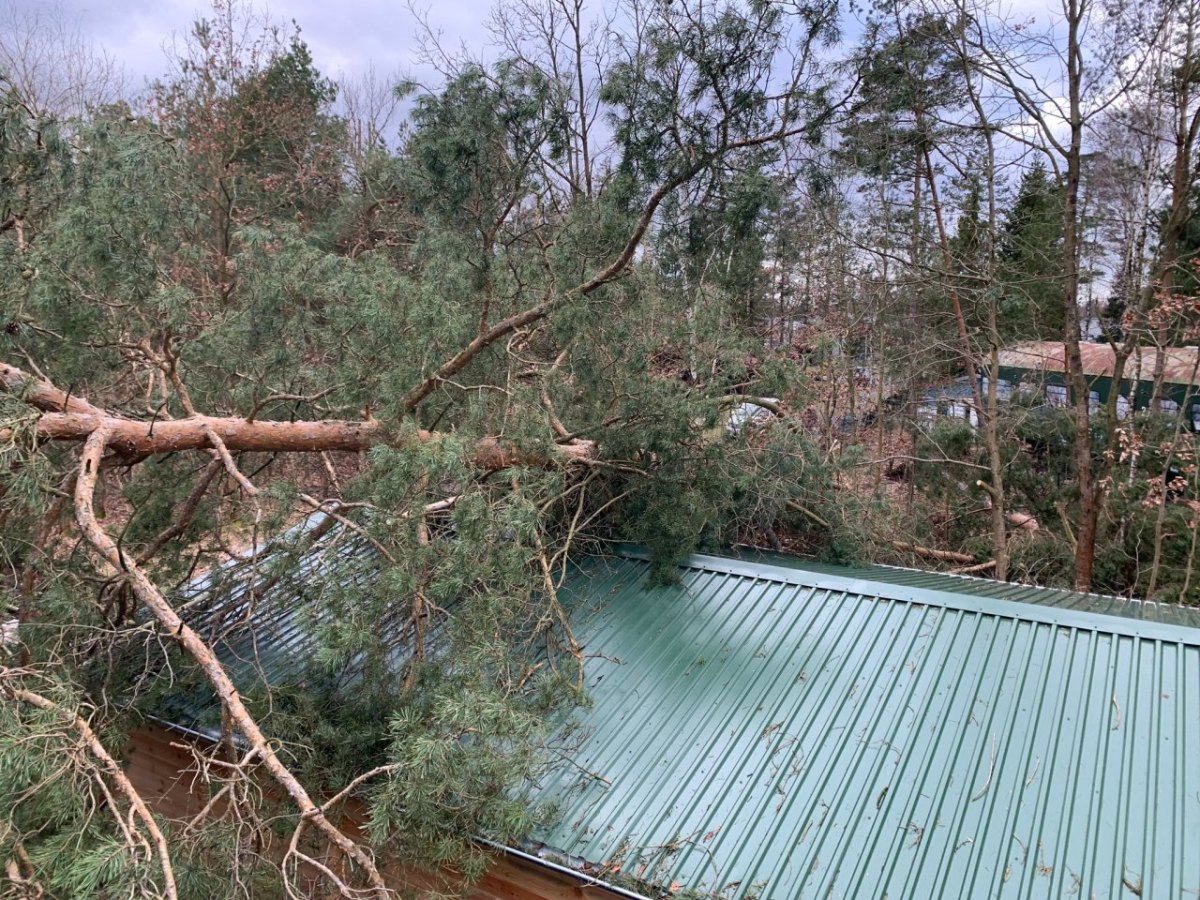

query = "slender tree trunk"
[0,362,595,465]
[919,136,1007,577]
[1150,11,1198,409]
[568,0,594,198]
[1060,0,1098,591]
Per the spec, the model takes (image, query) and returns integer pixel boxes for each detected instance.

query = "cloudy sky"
[26,0,1067,96]
[37,0,487,90]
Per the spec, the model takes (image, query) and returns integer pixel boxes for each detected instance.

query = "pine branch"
[72,425,393,900]
[1,678,179,900]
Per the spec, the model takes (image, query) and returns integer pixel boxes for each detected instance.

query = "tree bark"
[73,426,392,900]
[1,363,594,467]
[1061,0,1096,592]
[891,541,977,565]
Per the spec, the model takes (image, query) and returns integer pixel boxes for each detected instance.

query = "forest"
[2,0,1199,895]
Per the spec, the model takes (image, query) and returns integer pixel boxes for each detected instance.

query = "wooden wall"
[124,725,212,822]
[123,724,627,900]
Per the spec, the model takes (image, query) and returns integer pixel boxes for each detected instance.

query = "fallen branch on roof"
[891,541,976,565]
[72,425,392,900]
[0,362,594,467]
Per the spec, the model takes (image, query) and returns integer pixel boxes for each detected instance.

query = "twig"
[136,458,224,565]
[1055,502,1078,556]
[320,451,343,495]
[787,499,831,530]
[970,734,996,801]
[318,765,398,813]
[4,683,179,900]
[184,746,261,832]
[893,541,975,565]
[297,494,396,564]
[548,747,612,787]
[541,349,572,439]
[247,387,336,422]
[1122,867,1142,897]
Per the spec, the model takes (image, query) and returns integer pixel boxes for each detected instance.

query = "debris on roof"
[533,552,1200,898]
[163,543,1200,899]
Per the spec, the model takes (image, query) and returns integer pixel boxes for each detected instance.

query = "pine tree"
[0,1,848,896]
[996,161,1067,341]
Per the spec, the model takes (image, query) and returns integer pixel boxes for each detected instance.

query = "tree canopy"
[2,0,1200,897]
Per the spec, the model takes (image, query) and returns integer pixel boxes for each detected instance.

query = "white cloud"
[22,0,494,91]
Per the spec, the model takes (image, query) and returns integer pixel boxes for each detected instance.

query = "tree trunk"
[0,363,594,467]
[1061,0,1097,592]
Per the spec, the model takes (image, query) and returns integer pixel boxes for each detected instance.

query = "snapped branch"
[72,426,393,899]
[0,363,594,467]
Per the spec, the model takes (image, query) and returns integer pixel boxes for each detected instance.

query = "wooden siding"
[124,724,628,899]
[124,726,212,822]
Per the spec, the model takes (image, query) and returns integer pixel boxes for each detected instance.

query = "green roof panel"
[163,539,1200,898]
[529,553,1200,898]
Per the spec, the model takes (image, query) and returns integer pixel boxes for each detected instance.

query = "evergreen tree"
[0,1,849,896]
[996,161,1067,341]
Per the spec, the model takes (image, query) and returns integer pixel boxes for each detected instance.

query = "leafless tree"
[0,1,127,119]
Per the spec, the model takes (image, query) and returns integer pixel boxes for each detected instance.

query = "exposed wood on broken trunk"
[890,541,976,565]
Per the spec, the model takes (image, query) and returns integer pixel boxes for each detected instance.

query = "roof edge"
[475,839,653,899]
[613,546,1200,647]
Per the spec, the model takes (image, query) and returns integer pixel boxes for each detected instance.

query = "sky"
[30,0,487,91]
[26,0,1069,99]
[11,0,1081,170]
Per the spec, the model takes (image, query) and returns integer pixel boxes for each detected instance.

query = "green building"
[996,341,1200,427]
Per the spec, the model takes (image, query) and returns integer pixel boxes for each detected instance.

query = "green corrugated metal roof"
[154,521,393,735]
[163,541,1200,898]
[529,552,1200,898]
[726,548,1200,629]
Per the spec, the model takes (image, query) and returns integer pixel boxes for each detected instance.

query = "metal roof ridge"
[864,560,1135,601]
[613,547,1200,647]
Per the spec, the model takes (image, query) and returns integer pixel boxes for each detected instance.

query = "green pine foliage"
[6,0,1200,896]
[996,162,1067,341]
[1,4,856,892]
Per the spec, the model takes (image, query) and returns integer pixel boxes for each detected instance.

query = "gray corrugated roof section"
[163,541,1200,898]
[727,547,1200,629]
[157,518,400,735]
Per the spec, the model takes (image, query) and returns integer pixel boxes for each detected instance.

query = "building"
[996,341,1200,427]
[127,538,1200,898]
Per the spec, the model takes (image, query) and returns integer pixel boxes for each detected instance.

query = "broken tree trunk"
[0,363,594,467]
[891,541,976,565]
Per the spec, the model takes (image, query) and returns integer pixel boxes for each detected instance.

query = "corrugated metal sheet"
[531,553,1200,898]
[157,518,397,735]
[998,341,1200,386]
[163,542,1200,898]
[731,549,1200,627]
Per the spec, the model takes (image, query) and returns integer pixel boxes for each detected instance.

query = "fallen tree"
[1,363,595,466]
[0,2,842,895]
